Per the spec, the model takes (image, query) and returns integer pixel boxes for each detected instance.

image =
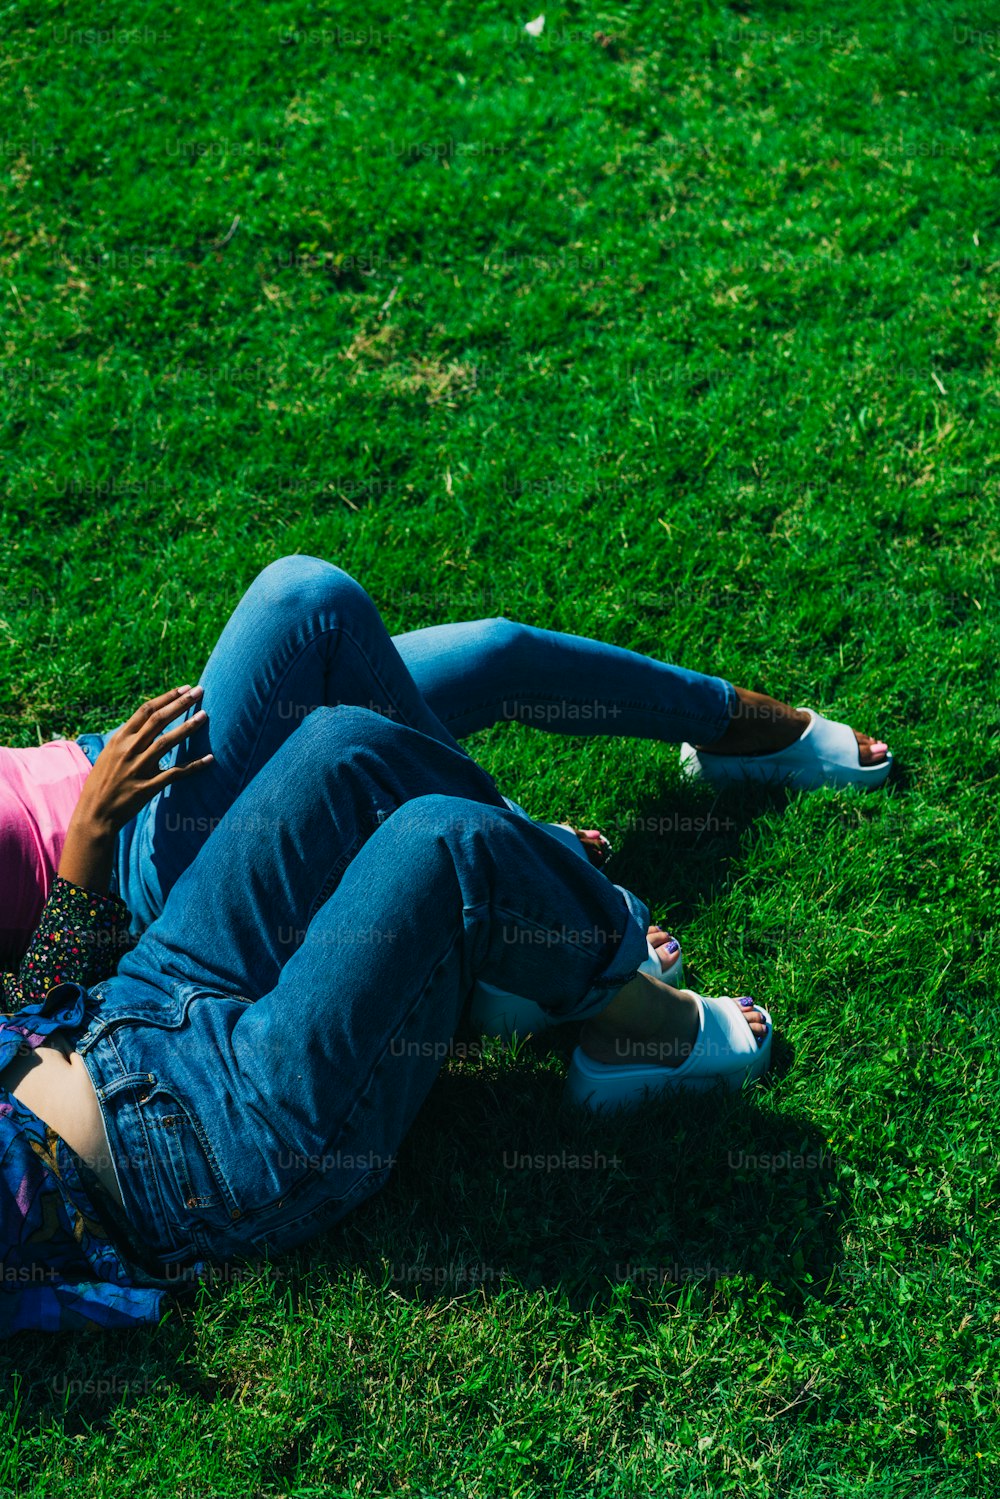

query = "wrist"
[58,814,118,897]
[70,795,119,842]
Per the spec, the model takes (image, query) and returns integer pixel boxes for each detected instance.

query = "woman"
[0,558,890,1335]
[0,555,892,970]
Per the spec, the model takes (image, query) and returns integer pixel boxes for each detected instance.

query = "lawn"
[1,0,999,1493]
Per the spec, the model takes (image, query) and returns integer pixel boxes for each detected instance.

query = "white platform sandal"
[467,822,682,1042]
[679,707,892,791]
[564,993,773,1113]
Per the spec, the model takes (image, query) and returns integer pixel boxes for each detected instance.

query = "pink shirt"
[0,740,92,966]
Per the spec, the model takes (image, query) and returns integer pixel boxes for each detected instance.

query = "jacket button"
[231,1209,241,1220]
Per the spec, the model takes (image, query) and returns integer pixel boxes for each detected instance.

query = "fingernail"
[666,940,680,955]
[188,685,205,697]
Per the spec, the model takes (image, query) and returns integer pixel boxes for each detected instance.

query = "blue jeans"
[75,556,735,934]
[77,708,651,1268]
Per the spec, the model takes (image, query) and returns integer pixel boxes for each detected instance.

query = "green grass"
[1,0,999,1492]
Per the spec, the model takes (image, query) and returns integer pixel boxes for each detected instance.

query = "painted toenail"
[738,996,754,1008]
[666,940,680,954]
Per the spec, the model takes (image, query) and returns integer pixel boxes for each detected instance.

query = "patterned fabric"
[1,874,136,1014]
[0,1091,167,1336]
[0,879,166,1336]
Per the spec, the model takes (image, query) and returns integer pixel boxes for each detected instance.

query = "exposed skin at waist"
[1,1039,126,1207]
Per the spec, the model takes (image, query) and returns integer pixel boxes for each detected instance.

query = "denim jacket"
[0,879,172,1335]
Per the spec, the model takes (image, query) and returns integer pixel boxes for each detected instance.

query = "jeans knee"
[292,707,428,780]
[389,793,505,845]
[248,555,371,622]
[294,703,401,747]
[475,617,529,667]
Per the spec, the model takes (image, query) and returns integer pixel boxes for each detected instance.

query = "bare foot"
[579,924,768,1067]
[644,924,766,1047]
[697,688,888,767]
[646,923,681,968]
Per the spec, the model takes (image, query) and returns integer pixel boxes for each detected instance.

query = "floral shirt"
[0,879,173,1335]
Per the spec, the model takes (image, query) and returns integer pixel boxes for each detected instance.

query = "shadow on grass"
[0,1048,843,1441]
[600,764,903,918]
[0,1051,838,1446]
[1,781,849,1438]
[603,776,794,925]
[338,1037,844,1324]
[335,779,848,1325]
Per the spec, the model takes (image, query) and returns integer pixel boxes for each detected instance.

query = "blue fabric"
[0,987,169,1335]
[80,557,732,936]
[394,614,736,743]
[74,733,107,767]
[78,707,651,1269]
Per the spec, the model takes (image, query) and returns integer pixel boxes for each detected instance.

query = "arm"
[57,812,117,897]
[2,684,215,1011]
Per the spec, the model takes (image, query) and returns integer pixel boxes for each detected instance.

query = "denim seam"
[89,1029,174,1244]
[230,618,459,798]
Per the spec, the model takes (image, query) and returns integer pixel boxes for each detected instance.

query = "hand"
[58,685,214,896]
[74,684,214,836]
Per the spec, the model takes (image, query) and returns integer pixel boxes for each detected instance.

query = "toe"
[854,730,889,767]
[732,996,769,1046]
[647,926,681,971]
